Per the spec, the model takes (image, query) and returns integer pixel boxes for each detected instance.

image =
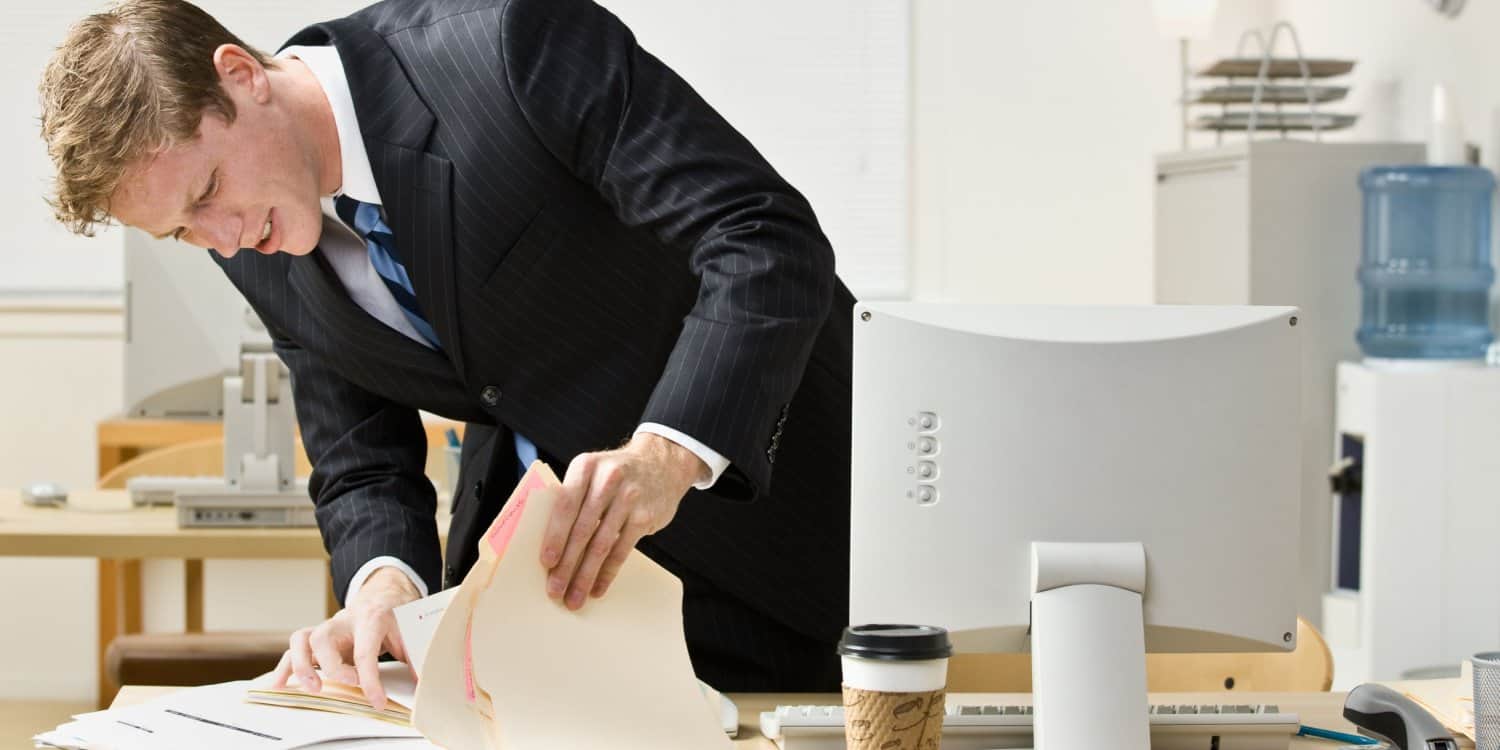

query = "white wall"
[601,0,912,298]
[1274,0,1500,150]
[911,0,1279,305]
[2,4,125,293]
[1272,0,1500,332]
[0,299,119,699]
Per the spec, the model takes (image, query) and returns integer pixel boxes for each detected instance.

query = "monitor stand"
[1029,542,1150,750]
[173,353,312,527]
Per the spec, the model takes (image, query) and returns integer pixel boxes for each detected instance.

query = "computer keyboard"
[761,701,1299,750]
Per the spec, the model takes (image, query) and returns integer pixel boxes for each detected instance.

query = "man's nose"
[200,214,245,256]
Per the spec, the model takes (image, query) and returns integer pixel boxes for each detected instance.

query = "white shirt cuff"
[635,423,731,490]
[345,555,429,605]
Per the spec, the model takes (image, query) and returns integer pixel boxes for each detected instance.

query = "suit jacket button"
[473,480,484,500]
[480,385,501,407]
[444,564,456,584]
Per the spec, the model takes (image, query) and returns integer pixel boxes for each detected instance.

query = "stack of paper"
[33,678,435,750]
[247,662,417,725]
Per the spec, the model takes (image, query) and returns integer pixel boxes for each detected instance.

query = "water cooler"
[1321,164,1500,686]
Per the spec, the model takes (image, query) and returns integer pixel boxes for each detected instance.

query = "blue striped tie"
[334,195,442,350]
[334,195,538,474]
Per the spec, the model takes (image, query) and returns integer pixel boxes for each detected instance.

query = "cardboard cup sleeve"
[841,684,945,750]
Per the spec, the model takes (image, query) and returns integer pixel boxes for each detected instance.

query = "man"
[40,0,854,702]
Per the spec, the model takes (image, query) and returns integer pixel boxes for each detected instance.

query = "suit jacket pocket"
[479,206,556,289]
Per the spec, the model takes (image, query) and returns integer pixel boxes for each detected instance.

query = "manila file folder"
[411,461,734,749]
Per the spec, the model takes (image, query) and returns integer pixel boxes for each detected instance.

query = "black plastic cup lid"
[838,624,952,661]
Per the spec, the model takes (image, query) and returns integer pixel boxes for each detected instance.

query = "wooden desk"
[0,491,343,559]
[106,687,1359,748]
[0,491,450,708]
[0,699,94,749]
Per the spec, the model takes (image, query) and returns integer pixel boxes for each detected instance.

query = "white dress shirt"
[278,46,731,603]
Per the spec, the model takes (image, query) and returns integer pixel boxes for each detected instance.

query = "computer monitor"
[849,303,1302,750]
[124,229,249,418]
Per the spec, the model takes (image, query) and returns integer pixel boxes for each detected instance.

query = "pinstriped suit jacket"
[213,0,855,647]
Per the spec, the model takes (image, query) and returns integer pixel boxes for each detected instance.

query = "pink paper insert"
[485,467,546,556]
[463,615,476,703]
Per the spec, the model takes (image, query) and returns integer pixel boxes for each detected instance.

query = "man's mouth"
[255,209,278,254]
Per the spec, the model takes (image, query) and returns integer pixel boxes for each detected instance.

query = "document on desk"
[33,679,426,750]
[409,461,733,750]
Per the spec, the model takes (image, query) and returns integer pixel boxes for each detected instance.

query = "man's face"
[109,47,326,259]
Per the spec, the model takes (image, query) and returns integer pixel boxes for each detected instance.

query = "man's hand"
[269,566,421,711]
[542,432,708,610]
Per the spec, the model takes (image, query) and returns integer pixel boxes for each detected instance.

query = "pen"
[445,428,461,448]
[1298,724,1382,745]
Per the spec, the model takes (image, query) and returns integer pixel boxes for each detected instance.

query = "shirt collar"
[277,45,383,206]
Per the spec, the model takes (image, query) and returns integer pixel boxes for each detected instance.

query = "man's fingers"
[592,510,652,599]
[542,455,593,569]
[288,629,321,692]
[566,503,630,610]
[309,627,357,686]
[548,464,620,601]
[353,615,389,712]
[270,650,293,689]
[590,533,637,599]
[385,627,410,666]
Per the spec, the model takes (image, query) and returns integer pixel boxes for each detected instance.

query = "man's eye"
[199,174,218,205]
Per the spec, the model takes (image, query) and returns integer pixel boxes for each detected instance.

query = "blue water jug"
[1357,165,1495,360]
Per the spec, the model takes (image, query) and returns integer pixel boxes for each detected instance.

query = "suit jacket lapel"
[372,145,465,382]
[287,249,454,383]
[283,18,467,382]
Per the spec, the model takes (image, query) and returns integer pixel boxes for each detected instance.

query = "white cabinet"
[1324,361,1500,686]
[1155,141,1423,625]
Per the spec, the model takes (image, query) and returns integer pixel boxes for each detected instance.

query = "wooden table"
[0,699,93,749]
[0,491,450,708]
[105,686,1363,748]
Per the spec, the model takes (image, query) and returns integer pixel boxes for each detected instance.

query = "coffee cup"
[838,624,952,750]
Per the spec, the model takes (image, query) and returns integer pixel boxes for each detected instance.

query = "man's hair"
[38,0,276,236]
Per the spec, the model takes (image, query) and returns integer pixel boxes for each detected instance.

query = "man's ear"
[212,44,270,103]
